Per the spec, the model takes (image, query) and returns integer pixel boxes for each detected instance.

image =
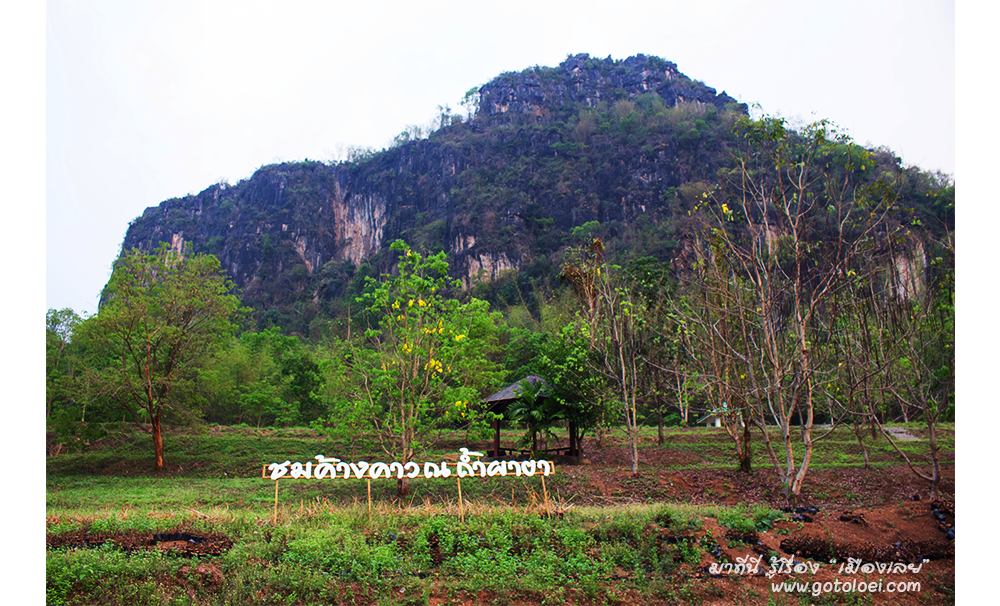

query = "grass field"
[45,422,955,605]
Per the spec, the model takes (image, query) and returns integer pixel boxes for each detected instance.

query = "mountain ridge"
[117,53,945,335]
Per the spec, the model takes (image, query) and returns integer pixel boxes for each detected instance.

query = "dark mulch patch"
[780,535,954,563]
[47,527,233,557]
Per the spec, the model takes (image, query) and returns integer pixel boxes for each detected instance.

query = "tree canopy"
[319,240,505,493]
[75,245,244,469]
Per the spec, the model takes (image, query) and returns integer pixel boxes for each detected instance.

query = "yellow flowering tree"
[352,240,503,494]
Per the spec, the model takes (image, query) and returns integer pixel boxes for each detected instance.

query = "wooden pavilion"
[481,375,580,458]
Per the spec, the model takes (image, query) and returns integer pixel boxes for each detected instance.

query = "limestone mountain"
[118,53,950,335]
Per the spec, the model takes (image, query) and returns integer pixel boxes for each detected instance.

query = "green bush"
[47,543,180,606]
[284,526,402,586]
[714,503,785,533]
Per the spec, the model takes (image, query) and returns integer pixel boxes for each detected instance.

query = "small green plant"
[714,503,784,533]
[749,505,787,531]
[47,518,84,534]
[717,508,755,534]
[677,538,700,565]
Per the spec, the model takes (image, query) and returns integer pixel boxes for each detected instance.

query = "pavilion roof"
[482,375,549,404]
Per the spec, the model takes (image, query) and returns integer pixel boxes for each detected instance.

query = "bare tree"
[561,239,647,476]
[866,239,953,499]
[681,116,906,500]
[674,232,759,473]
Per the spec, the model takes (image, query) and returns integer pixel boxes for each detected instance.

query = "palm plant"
[506,378,561,456]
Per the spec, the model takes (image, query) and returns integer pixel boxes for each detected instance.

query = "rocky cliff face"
[478,54,741,120]
[119,53,751,329]
[118,53,944,334]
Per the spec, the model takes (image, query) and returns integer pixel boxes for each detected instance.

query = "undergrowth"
[46,502,728,605]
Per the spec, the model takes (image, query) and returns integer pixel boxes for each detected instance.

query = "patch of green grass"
[46,501,751,604]
[47,542,183,606]
[47,421,956,481]
[45,422,954,603]
[703,503,785,534]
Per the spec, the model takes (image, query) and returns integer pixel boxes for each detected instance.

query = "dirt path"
[883,426,921,441]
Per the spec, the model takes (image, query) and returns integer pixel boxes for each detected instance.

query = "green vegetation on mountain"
[48,53,954,500]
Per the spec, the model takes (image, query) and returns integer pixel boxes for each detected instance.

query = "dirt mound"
[555,448,955,509]
[780,536,953,563]
[47,528,233,557]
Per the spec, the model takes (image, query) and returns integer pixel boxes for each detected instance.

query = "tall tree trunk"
[630,424,639,476]
[657,410,665,446]
[152,414,165,470]
[791,384,816,496]
[739,410,752,473]
[853,421,871,470]
[926,417,941,500]
[398,440,413,496]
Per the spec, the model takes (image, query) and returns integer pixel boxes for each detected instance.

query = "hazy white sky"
[45,0,956,316]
